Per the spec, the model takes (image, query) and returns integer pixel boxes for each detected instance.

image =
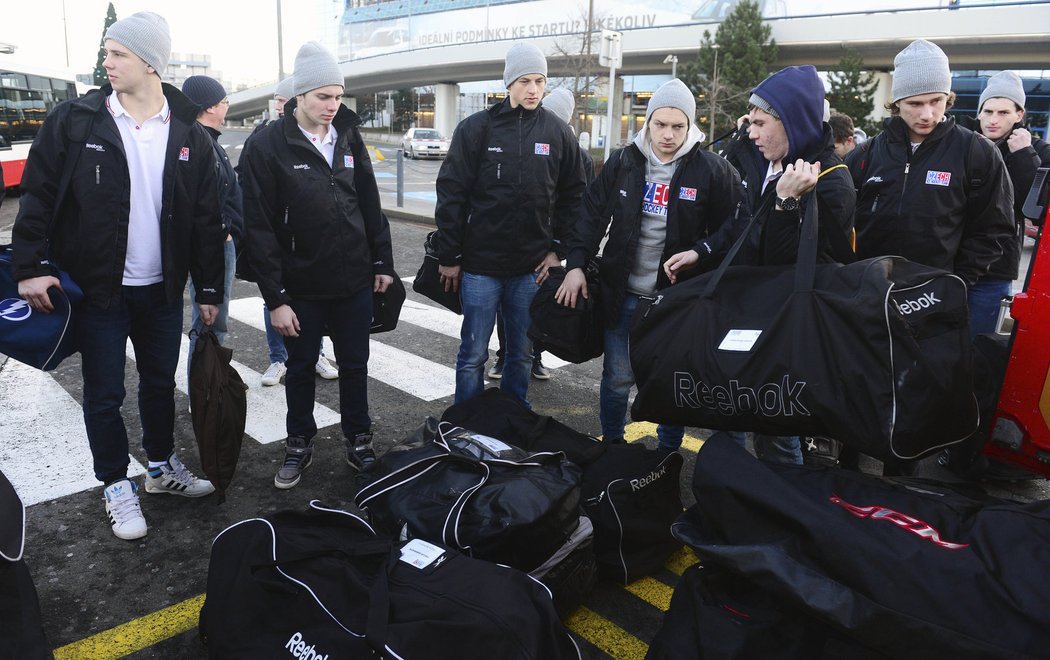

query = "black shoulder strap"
[965,130,987,199]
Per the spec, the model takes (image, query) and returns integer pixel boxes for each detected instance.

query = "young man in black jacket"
[240,42,395,489]
[13,12,223,540]
[719,65,857,464]
[969,70,1050,334]
[556,79,747,450]
[434,42,586,408]
[847,40,1014,313]
[180,75,242,395]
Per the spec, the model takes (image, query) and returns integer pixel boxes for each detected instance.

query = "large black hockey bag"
[200,501,580,659]
[353,424,582,573]
[630,195,977,462]
[529,262,604,364]
[581,444,683,584]
[672,436,1050,660]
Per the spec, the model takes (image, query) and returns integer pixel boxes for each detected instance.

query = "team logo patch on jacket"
[344,154,354,169]
[643,181,670,216]
[179,147,190,161]
[534,143,550,155]
[679,187,697,201]
[925,170,951,186]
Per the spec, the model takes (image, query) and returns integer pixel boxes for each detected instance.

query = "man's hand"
[1007,127,1033,153]
[534,251,561,285]
[269,304,300,338]
[663,249,700,285]
[17,275,61,313]
[374,274,394,293]
[555,267,588,309]
[775,159,820,201]
[438,264,461,293]
[198,304,219,326]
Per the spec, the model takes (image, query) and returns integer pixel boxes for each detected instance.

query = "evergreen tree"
[92,3,118,87]
[827,49,881,136]
[680,0,778,142]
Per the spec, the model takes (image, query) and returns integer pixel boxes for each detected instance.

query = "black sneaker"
[347,431,377,472]
[275,435,313,489]
[531,357,550,380]
[487,357,505,379]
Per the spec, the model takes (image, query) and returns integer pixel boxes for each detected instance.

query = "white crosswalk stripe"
[0,360,146,507]
[227,297,457,401]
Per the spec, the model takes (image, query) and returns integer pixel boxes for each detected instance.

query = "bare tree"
[547,1,607,134]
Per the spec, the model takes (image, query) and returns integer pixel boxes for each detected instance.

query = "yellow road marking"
[664,546,699,576]
[53,594,204,660]
[616,421,705,453]
[624,576,674,611]
[565,606,649,660]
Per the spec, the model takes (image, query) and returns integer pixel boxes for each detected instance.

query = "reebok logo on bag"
[673,372,811,417]
[630,464,668,492]
[893,291,941,315]
[285,632,328,660]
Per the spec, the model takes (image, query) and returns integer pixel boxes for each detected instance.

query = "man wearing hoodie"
[556,79,747,450]
[716,65,856,464]
[12,12,223,539]
[240,42,395,488]
[435,43,586,407]
[969,71,1050,334]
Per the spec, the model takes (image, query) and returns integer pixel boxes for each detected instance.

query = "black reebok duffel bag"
[200,501,580,659]
[353,424,582,573]
[630,195,977,462]
[528,262,604,364]
[673,435,1050,660]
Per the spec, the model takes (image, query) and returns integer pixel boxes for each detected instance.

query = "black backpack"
[200,502,581,659]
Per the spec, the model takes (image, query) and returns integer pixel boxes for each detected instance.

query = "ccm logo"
[829,495,969,550]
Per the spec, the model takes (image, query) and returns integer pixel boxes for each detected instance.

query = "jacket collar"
[76,83,198,129]
[887,114,956,148]
[491,96,538,118]
[282,98,362,135]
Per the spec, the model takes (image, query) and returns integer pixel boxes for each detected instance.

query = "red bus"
[0,63,81,189]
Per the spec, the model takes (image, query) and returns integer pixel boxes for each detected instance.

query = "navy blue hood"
[751,65,826,163]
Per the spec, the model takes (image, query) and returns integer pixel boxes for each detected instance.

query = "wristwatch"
[776,195,800,211]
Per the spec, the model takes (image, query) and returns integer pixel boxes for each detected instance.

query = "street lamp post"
[709,44,720,136]
[663,54,678,79]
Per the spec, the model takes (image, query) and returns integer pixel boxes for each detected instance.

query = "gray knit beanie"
[979,71,1026,112]
[748,93,779,120]
[503,43,547,88]
[543,88,575,124]
[892,39,951,102]
[293,42,343,96]
[105,12,171,75]
[275,76,295,100]
[646,79,696,124]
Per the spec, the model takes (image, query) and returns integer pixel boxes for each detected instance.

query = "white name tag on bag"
[718,329,762,352]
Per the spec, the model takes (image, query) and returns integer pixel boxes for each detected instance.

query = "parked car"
[401,128,451,159]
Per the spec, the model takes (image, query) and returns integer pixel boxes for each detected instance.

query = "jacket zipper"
[898,160,911,216]
[95,165,100,185]
[871,193,879,214]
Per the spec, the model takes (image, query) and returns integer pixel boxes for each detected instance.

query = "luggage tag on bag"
[399,539,448,573]
[718,329,762,352]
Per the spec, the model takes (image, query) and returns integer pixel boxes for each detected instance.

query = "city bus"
[0,62,81,189]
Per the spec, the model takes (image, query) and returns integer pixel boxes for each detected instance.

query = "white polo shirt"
[107,91,170,286]
[298,121,338,168]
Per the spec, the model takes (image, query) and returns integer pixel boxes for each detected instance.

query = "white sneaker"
[261,361,287,386]
[315,355,339,380]
[144,453,216,498]
[104,479,147,541]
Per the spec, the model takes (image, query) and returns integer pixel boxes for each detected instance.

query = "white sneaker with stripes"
[104,479,147,541]
[144,453,215,498]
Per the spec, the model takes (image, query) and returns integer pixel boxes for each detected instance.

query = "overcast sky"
[2,0,336,86]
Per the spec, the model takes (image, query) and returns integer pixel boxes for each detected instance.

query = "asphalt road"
[1,135,1048,659]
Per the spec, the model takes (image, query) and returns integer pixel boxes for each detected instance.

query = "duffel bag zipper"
[642,294,663,319]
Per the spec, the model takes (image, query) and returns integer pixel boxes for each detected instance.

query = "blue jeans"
[601,293,683,450]
[712,430,803,464]
[968,276,1011,337]
[77,283,184,484]
[456,272,538,407]
[187,239,235,390]
[284,288,372,440]
[263,303,288,364]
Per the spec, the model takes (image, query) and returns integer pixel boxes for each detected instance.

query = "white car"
[401,128,450,159]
